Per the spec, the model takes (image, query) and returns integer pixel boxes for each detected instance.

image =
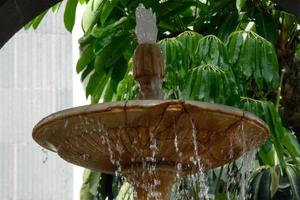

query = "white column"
[0,5,73,200]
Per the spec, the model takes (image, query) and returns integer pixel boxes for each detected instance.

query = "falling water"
[225,121,258,200]
[116,128,125,171]
[41,148,48,164]
[148,130,160,199]
[173,120,183,178]
[190,118,209,200]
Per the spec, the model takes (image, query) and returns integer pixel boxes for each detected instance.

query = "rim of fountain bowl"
[32,100,269,153]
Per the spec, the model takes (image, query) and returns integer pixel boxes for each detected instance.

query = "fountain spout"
[133,4,164,100]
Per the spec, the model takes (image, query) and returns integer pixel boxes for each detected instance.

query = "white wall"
[0,6,73,200]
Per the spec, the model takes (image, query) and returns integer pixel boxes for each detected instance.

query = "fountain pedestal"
[124,166,176,200]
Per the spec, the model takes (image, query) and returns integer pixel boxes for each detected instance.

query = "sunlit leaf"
[116,182,133,200]
[286,165,300,200]
[82,0,104,32]
[51,2,62,13]
[80,170,101,200]
[64,0,78,32]
[236,0,247,12]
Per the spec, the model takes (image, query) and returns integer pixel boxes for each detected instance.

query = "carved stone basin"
[32,7,269,198]
[33,100,268,199]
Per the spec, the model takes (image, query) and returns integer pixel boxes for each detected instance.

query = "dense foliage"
[28,0,300,199]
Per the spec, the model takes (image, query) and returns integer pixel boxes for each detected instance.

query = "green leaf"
[32,11,48,29]
[217,12,239,42]
[91,74,109,103]
[176,31,203,65]
[195,35,229,68]
[92,17,127,38]
[24,20,34,30]
[258,139,276,166]
[80,170,101,200]
[257,170,272,199]
[115,74,138,101]
[255,11,278,45]
[227,31,279,91]
[78,0,86,4]
[116,182,133,200]
[111,57,128,82]
[227,31,244,65]
[240,34,255,78]
[81,63,94,81]
[241,98,288,169]
[254,38,264,90]
[64,0,78,32]
[236,0,247,12]
[282,131,300,164]
[249,171,264,200]
[157,0,196,19]
[182,64,239,105]
[93,35,114,55]
[100,0,119,25]
[286,165,300,200]
[51,2,62,13]
[103,58,128,102]
[86,70,107,99]
[82,0,104,32]
[269,167,280,198]
[215,193,227,200]
[249,167,279,200]
[94,34,130,73]
[76,45,95,73]
[24,10,48,30]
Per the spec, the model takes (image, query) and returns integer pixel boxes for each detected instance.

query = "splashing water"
[173,120,183,178]
[239,120,257,200]
[190,118,210,199]
[41,148,48,164]
[239,150,257,200]
[135,4,158,44]
[225,121,258,200]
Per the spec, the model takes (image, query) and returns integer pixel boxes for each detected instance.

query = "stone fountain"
[33,4,269,200]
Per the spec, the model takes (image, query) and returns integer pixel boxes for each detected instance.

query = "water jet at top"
[32,4,269,200]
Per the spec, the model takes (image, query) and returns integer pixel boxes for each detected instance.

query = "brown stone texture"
[133,44,164,100]
[33,100,269,199]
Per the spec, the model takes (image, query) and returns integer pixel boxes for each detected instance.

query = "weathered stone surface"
[33,100,268,200]
[133,44,164,100]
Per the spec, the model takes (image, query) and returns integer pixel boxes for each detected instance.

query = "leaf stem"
[275,68,286,111]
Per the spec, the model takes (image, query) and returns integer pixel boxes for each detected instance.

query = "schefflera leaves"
[194,35,229,68]
[182,64,239,105]
[159,31,203,98]
[160,31,237,103]
[227,31,280,91]
[159,35,190,98]
[159,31,234,100]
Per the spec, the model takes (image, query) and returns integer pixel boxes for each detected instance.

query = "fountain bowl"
[33,100,268,199]
[33,100,268,172]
